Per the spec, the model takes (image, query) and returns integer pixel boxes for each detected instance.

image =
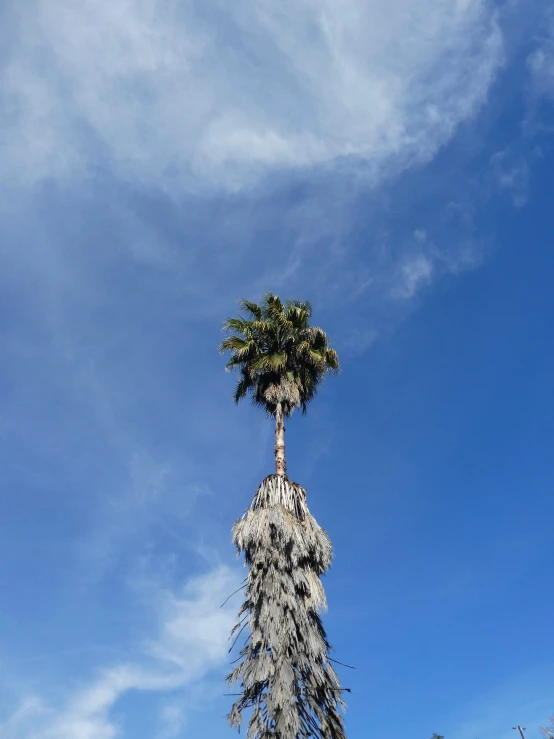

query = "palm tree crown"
[220,293,339,417]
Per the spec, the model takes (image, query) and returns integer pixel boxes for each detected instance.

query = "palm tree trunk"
[275,402,286,477]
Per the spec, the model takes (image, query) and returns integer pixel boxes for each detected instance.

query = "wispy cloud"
[446,664,554,739]
[0,0,514,372]
[1,0,503,189]
[527,10,554,99]
[155,702,186,739]
[490,146,530,208]
[0,566,240,739]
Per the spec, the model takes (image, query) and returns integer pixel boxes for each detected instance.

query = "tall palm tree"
[221,293,346,739]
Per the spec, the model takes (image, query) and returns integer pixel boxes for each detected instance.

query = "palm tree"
[221,293,346,739]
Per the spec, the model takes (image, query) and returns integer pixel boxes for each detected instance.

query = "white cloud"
[0,566,240,739]
[391,253,435,299]
[527,10,554,98]
[156,703,186,739]
[145,567,240,674]
[528,47,554,94]
[490,146,530,207]
[0,0,503,188]
[376,222,482,304]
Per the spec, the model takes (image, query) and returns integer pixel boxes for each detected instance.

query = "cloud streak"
[446,664,554,739]
[1,0,503,189]
[0,566,240,739]
[527,9,554,99]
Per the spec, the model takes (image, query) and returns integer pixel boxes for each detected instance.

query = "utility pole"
[513,726,527,739]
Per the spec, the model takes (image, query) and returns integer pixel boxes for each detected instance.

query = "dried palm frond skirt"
[227,474,347,739]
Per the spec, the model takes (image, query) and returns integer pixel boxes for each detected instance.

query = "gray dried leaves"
[227,474,347,739]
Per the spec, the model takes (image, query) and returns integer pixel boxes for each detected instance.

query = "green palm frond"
[233,375,251,404]
[285,300,312,327]
[309,349,326,363]
[251,352,287,372]
[238,299,263,320]
[220,336,254,353]
[223,317,252,333]
[325,348,340,372]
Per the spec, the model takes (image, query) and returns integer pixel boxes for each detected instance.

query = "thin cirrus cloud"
[446,664,554,739]
[0,566,240,739]
[0,0,503,189]
[0,0,509,339]
[527,11,554,99]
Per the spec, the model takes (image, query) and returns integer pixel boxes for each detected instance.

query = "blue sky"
[1,1,554,737]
